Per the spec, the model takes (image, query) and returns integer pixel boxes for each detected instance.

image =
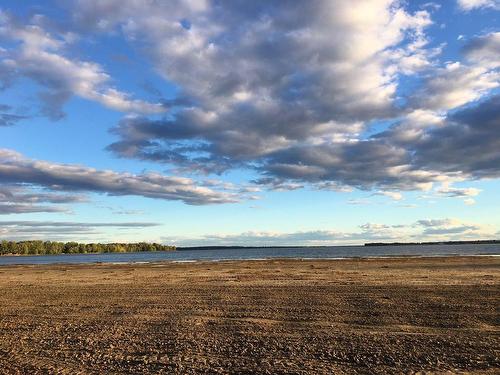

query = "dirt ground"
[0,256,498,374]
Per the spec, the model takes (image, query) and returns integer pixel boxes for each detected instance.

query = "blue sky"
[0,0,499,246]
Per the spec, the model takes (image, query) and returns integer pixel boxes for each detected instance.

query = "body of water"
[0,243,498,265]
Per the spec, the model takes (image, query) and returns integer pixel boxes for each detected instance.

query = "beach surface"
[0,256,498,374]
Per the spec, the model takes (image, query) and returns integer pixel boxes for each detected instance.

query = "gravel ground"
[0,256,498,374]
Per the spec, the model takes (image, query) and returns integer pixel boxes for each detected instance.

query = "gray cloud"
[0,203,69,215]
[436,186,480,198]
[463,32,500,68]
[95,3,499,194]
[0,185,87,204]
[264,92,500,191]
[422,225,480,235]
[0,220,160,241]
[0,149,243,205]
[410,95,500,179]
[0,103,28,126]
[91,1,431,173]
[260,139,438,191]
[416,219,455,227]
[0,113,27,126]
[415,218,481,236]
[0,185,87,215]
[0,220,159,228]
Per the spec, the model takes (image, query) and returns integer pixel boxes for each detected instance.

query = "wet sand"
[0,256,498,374]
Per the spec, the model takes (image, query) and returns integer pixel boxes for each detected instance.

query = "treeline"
[0,240,175,256]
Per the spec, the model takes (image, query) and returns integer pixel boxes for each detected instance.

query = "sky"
[0,0,499,246]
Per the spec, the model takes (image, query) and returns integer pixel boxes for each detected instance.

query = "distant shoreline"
[364,239,500,246]
[177,240,500,250]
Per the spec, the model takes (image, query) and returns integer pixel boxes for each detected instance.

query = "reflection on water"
[0,243,499,265]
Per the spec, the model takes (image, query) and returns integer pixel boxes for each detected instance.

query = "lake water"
[0,243,498,265]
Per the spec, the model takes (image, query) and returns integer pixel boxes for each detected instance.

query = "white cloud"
[372,191,403,201]
[0,11,165,118]
[457,0,500,11]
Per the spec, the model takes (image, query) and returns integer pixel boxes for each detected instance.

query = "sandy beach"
[0,256,498,374]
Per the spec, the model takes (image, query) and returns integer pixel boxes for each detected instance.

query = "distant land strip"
[176,246,309,251]
[364,240,500,246]
[179,240,500,250]
[0,240,175,256]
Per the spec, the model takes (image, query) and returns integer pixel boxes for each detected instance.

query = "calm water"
[0,243,498,265]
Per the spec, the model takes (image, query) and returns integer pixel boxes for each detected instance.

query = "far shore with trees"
[0,240,175,256]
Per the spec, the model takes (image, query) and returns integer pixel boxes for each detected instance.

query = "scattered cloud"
[416,218,482,235]
[0,10,165,119]
[457,0,500,11]
[421,2,442,11]
[435,185,481,205]
[372,191,403,201]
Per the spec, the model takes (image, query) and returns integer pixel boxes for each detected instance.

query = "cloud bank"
[0,1,498,221]
[163,218,492,247]
[82,1,499,194]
